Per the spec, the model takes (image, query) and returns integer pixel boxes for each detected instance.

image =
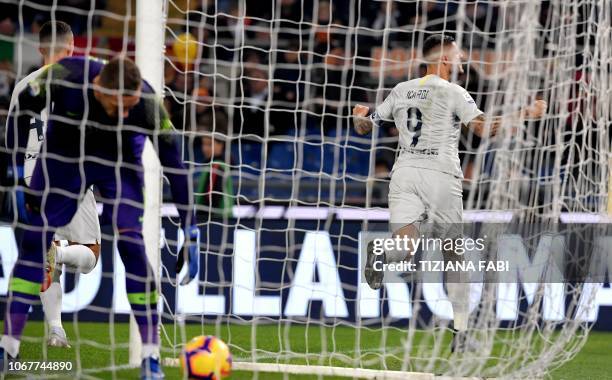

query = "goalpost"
[132,0,165,367]
[1,0,611,379]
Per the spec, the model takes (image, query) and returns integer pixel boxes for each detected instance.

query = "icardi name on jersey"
[406,89,430,100]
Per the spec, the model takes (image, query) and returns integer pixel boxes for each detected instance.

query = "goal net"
[0,0,610,379]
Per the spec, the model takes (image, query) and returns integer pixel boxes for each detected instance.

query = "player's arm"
[3,101,30,181]
[1,71,50,220]
[352,105,375,135]
[144,96,199,284]
[4,71,49,174]
[352,86,398,135]
[147,98,194,226]
[466,100,547,138]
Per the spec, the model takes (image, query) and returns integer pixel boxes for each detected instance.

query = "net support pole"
[132,0,165,366]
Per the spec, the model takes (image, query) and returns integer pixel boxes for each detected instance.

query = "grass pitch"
[5,321,610,379]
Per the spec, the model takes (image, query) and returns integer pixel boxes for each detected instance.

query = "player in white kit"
[353,35,546,350]
[6,21,101,348]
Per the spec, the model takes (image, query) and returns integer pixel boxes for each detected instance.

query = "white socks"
[446,267,470,331]
[39,243,97,333]
[447,282,470,331]
[56,244,97,274]
[0,335,20,358]
[142,344,160,360]
[40,281,63,329]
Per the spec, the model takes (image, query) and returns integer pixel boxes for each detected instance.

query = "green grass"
[5,322,612,379]
[549,332,611,380]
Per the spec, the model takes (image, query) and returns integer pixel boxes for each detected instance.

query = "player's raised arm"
[352,104,373,135]
[353,86,398,136]
[466,99,547,138]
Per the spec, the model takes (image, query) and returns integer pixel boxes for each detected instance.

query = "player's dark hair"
[99,57,142,92]
[422,35,455,57]
[39,21,72,44]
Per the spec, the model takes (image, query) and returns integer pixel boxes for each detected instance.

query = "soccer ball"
[180,335,232,380]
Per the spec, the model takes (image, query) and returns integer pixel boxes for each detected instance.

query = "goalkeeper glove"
[176,225,200,285]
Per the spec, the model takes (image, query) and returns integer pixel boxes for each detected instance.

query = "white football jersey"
[375,74,483,178]
[7,65,102,244]
[7,66,49,185]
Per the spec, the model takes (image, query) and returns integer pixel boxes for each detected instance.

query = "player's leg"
[46,242,99,283]
[51,189,101,275]
[424,176,468,329]
[39,240,99,348]
[365,166,425,289]
[39,188,101,347]
[388,166,428,261]
[0,159,80,361]
[94,167,162,378]
[38,258,66,346]
[419,171,471,350]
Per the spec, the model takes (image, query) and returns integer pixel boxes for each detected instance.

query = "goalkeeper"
[4,20,101,349]
[0,55,199,379]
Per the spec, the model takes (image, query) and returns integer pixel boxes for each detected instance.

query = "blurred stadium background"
[0,0,611,379]
[2,0,603,211]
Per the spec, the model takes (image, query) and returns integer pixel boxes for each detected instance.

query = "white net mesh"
[0,0,610,379]
[165,0,609,378]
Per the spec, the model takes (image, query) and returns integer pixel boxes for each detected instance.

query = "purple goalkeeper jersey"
[5,56,193,225]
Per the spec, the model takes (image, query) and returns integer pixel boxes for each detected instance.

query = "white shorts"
[388,166,463,228]
[54,189,101,245]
